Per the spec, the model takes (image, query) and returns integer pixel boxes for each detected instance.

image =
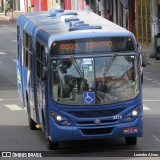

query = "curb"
[0,16,16,22]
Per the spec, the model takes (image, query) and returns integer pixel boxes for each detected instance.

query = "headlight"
[122,107,142,123]
[51,112,73,126]
[132,110,138,116]
[56,115,62,121]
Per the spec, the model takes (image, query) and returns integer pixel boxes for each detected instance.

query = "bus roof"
[17,10,135,45]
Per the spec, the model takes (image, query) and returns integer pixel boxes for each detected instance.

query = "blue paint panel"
[49,116,143,142]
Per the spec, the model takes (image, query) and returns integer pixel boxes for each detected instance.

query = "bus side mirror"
[140,54,147,67]
[42,66,48,81]
[137,43,142,50]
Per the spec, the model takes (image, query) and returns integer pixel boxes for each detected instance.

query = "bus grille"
[77,119,117,125]
[81,127,113,135]
[67,108,124,118]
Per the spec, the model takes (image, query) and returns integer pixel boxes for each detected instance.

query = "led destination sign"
[59,41,113,50]
[51,37,135,55]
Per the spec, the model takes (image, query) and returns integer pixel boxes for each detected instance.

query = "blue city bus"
[16,10,143,149]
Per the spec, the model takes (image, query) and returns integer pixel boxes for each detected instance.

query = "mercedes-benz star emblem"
[94,119,101,125]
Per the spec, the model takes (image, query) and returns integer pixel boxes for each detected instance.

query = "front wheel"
[48,140,59,150]
[141,72,143,83]
[26,93,37,130]
[28,114,37,130]
[125,137,137,145]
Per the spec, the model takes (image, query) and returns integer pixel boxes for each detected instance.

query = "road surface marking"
[144,72,150,74]
[143,100,160,102]
[152,135,160,143]
[0,52,6,55]
[12,59,17,63]
[0,98,19,101]
[7,28,16,32]
[143,104,151,110]
[152,81,158,83]
[11,40,17,43]
[146,78,152,81]
[5,104,23,111]
[0,50,16,52]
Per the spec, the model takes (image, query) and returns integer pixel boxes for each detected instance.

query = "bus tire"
[26,93,37,130]
[125,137,137,145]
[28,116,37,130]
[48,140,59,150]
[141,73,143,83]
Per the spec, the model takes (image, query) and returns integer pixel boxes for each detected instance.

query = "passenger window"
[23,31,33,71]
[36,42,46,81]
[17,26,20,60]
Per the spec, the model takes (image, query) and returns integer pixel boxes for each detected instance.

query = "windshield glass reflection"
[51,56,139,105]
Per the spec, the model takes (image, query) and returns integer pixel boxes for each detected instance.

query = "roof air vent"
[69,21,84,27]
[48,9,64,17]
[74,24,89,26]
[65,18,79,23]
[58,12,78,17]
[50,9,64,13]
[69,25,102,31]
[48,13,56,17]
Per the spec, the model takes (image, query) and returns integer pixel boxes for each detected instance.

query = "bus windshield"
[51,55,139,105]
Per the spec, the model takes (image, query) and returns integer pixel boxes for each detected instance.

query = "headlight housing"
[122,107,143,123]
[51,112,73,126]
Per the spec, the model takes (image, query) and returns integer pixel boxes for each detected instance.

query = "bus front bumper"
[49,117,143,142]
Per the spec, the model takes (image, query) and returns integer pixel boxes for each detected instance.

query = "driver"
[58,60,72,74]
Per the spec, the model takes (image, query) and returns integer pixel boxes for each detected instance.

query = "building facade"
[13,0,158,46]
[25,0,48,13]
[91,0,152,45]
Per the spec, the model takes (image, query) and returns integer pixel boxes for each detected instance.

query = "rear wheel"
[125,137,137,145]
[48,140,59,150]
[141,72,143,83]
[26,93,37,130]
[28,116,37,130]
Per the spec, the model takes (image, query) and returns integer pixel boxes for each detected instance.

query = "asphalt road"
[0,22,160,159]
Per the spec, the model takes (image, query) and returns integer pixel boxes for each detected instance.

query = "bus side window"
[17,26,20,60]
[36,42,45,81]
[23,32,32,71]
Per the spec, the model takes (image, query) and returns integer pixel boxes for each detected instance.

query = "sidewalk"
[0,11,24,22]
[0,10,160,66]
[140,44,160,66]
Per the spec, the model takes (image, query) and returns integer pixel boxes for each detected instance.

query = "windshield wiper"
[102,53,118,84]
[70,56,84,78]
